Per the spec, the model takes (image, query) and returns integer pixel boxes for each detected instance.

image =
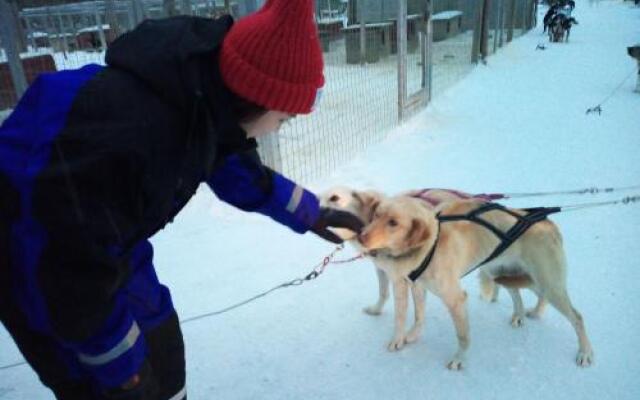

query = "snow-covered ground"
[2,0,640,399]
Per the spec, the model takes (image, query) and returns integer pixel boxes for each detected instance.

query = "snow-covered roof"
[77,24,110,34]
[432,10,464,20]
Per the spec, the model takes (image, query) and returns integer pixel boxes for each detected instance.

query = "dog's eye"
[388,219,398,227]
[329,195,340,202]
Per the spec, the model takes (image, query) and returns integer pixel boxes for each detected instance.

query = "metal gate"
[397,0,430,121]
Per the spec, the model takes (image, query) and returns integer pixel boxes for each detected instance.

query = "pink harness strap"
[412,188,505,207]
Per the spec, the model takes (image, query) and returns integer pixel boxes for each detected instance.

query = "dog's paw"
[363,305,383,316]
[387,336,406,352]
[446,359,464,371]
[576,349,594,367]
[511,315,525,328]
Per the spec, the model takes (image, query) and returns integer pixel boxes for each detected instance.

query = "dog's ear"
[353,191,381,222]
[405,218,430,248]
[366,199,380,222]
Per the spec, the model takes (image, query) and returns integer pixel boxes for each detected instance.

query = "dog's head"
[565,17,578,28]
[358,196,437,257]
[628,45,640,60]
[319,186,385,241]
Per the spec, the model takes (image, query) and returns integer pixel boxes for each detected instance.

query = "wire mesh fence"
[0,0,538,184]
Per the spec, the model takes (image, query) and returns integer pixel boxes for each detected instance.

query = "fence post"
[105,0,121,38]
[480,0,491,60]
[397,0,407,121]
[425,0,433,104]
[499,0,505,47]
[56,12,69,57]
[507,0,515,42]
[24,15,37,51]
[528,0,536,30]
[471,0,484,63]
[0,0,28,100]
[94,4,107,51]
[358,0,366,66]
[493,0,500,53]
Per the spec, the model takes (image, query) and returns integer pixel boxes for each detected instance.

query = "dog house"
[432,10,463,42]
[343,22,393,64]
[318,18,344,52]
[0,54,57,110]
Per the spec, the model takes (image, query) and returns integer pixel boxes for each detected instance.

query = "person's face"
[240,111,295,138]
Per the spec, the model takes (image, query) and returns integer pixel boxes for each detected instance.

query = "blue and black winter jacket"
[0,16,319,389]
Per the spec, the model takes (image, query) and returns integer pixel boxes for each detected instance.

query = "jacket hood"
[106,16,233,111]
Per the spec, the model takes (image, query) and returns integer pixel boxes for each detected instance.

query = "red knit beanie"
[219,0,325,114]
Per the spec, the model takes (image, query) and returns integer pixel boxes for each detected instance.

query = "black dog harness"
[408,203,561,281]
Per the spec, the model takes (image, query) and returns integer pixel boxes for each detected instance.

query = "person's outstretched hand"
[311,208,364,244]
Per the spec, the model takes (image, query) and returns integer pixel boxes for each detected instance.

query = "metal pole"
[9,0,27,52]
[397,0,407,121]
[507,0,515,42]
[498,0,505,47]
[531,1,538,29]
[481,0,491,60]
[0,0,28,100]
[425,1,433,104]
[105,0,121,37]
[493,0,500,53]
[471,0,484,63]
[95,4,107,51]
[44,7,60,53]
[358,0,366,65]
[57,12,69,57]
[25,16,37,51]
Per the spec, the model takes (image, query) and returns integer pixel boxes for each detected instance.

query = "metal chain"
[3,191,639,372]
[0,361,27,371]
[502,184,640,199]
[559,195,640,212]
[0,245,362,372]
[585,68,637,115]
[180,244,348,325]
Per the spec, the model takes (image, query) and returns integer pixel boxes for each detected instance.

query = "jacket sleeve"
[37,234,148,390]
[206,146,320,233]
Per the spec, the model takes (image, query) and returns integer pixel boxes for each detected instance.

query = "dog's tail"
[479,270,499,302]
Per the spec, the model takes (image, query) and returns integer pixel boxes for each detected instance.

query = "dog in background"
[543,3,560,33]
[357,195,593,370]
[549,14,579,42]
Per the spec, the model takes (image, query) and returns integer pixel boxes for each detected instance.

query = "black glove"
[311,207,364,244]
